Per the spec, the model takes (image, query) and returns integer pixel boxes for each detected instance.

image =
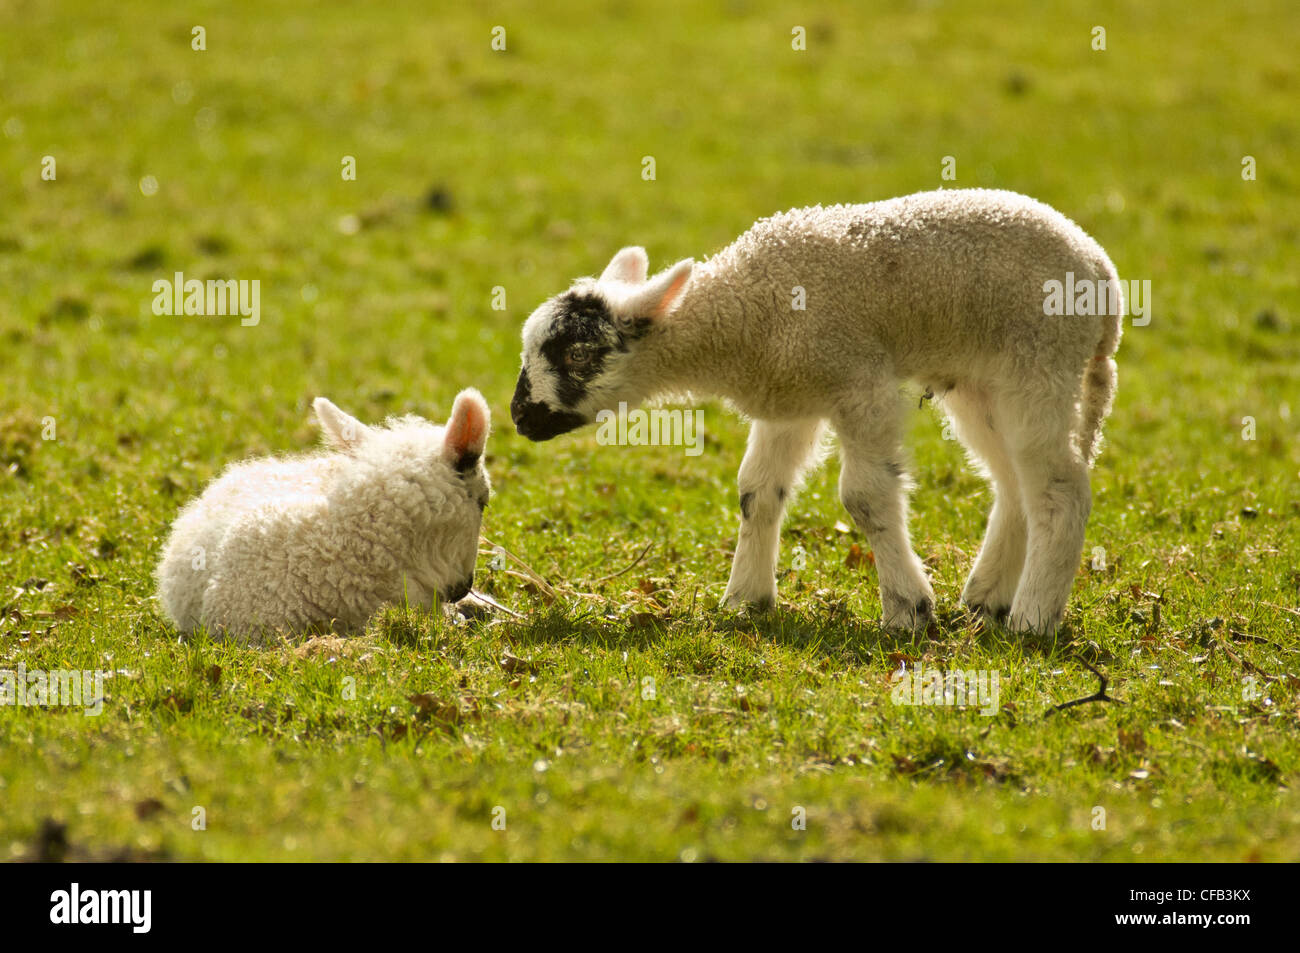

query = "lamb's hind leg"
[723,417,825,609]
[834,392,934,631]
[1002,395,1092,635]
[944,388,1027,621]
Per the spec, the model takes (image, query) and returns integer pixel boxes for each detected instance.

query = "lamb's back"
[709,189,1114,383]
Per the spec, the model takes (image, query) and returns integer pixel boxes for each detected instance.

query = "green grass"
[1,0,1298,861]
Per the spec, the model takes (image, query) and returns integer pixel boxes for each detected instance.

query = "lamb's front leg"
[723,418,825,609]
[835,405,935,631]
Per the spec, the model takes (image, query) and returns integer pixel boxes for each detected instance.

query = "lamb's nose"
[510,369,531,424]
[443,577,473,603]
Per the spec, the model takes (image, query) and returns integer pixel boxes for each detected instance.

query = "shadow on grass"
[494,598,1087,664]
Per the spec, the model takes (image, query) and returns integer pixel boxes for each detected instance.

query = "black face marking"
[778,487,787,502]
[536,291,651,407]
[454,452,480,473]
[511,367,588,440]
[538,293,617,406]
[513,402,587,441]
[512,287,654,441]
[739,491,754,520]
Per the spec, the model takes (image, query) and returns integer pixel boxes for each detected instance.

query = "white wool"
[514,189,1123,634]
[156,391,491,640]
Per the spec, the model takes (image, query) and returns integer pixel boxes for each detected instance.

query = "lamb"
[156,390,491,639]
[510,188,1123,635]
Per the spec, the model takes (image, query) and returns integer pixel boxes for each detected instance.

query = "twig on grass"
[1213,636,1273,680]
[588,540,655,585]
[476,538,605,604]
[465,589,525,620]
[1045,657,1119,717]
[1228,628,1281,649]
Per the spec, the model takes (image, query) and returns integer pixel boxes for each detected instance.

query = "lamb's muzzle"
[441,575,474,603]
[511,368,587,441]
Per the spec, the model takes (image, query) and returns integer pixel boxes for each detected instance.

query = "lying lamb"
[156,391,491,639]
[511,189,1122,634]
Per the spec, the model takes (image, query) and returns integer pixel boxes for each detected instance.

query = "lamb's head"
[512,247,693,441]
[313,390,491,604]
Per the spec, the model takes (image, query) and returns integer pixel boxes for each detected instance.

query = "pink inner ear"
[447,398,487,457]
[653,269,692,317]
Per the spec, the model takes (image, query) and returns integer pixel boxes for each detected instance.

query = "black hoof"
[968,602,1010,623]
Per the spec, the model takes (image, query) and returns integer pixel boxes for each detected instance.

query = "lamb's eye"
[565,345,593,370]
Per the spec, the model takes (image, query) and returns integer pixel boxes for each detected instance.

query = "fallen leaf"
[407,693,481,730]
[845,544,874,570]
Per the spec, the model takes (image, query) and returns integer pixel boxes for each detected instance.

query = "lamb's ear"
[620,258,694,320]
[443,388,490,471]
[599,246,649,284]
[313,398,369,452]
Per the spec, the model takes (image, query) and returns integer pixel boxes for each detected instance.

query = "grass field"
[1,0,1298,861]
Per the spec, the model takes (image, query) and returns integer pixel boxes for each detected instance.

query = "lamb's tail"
[1078,261,1123,466]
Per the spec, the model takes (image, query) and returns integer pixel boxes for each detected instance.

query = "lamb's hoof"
[882,593,934,632]
[965,601,1010,624]
[722,587,777,612]
[1006,608,1062,636]
[725,597,776,615]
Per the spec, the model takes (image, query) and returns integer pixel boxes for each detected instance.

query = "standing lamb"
[156,390,491,639]
[511,189,1122,635]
